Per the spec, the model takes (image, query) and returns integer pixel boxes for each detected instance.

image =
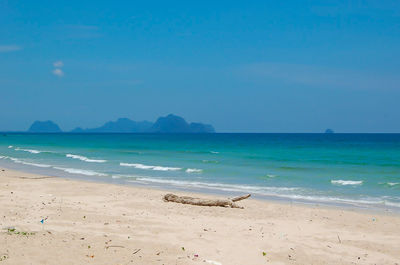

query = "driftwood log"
[163,193,251,208]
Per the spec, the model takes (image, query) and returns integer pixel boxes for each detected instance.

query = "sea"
[0,133,399,211]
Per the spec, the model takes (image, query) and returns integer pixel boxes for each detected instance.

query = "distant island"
[28,114,215,133]
[325,129,334,133]
[28,120,62,133]
[71,118,153,133]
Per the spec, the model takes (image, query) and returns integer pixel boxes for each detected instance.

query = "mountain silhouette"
[71,118,153,133]
[150,114,214,133]
[67,114,215,133]
[28,120,62,133]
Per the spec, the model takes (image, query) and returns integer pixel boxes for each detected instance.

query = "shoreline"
[1,161,399,215]
[1,167,400,264]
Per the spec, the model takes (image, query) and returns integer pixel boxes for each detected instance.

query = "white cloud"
[0,45,21,53]
[52,68,64,77]
[53,61,64,67]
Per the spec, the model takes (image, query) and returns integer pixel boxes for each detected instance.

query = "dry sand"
[0,167,399,265]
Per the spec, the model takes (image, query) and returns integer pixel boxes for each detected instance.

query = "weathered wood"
[163,193,251,208]
[230,194,251,202]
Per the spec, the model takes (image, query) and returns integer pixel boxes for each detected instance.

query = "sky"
[0,0,399,133]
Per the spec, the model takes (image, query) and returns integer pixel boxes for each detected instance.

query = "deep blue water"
[0,133,399,210]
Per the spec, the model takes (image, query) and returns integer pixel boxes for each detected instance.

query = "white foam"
[186,168,202,173]
[8,157,51,168]
[53,167,107,176]
[120,163,181,171]
[19,161,52,168]
[388,182,400,186]
[331,180,363,186]
[111,174,138,179]
[8,145,13,148]
[129,177,400,208]
[270,193,400,208]
[15,148,42,154]
[210,151,219,154]
[133,177,299,192]
[66,154,107,163]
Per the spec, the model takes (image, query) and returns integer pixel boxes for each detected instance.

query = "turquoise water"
[0,133,399,210]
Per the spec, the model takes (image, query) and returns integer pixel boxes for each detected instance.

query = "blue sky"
[0,0,399,132]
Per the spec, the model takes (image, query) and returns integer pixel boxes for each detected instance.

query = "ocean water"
[0,133,399,211]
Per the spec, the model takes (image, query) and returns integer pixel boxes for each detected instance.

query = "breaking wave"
[66,154,107,163]
[132,177,299,193]
[120,163,181,171]
[130,177,400,209]
[331,180,363,186]
[186,168,202,173]
[53,167,107,177]
[15,148,42,154]
[379,182,400,187]
[6,157,52,168]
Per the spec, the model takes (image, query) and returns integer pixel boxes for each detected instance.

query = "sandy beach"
[0,167,399,265]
